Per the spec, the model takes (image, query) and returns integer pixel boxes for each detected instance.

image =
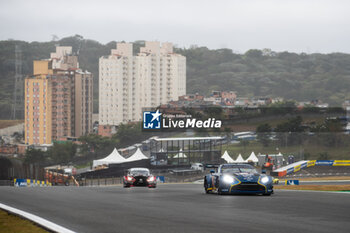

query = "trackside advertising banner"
[314,160,350,166]
[300,162,307,169]
[276,160,350,177]
[333,160,350,166]
[14,179,51,187]
[294,165,301,172]
[287,167,295,174]
[315,160,334,166]
[307,160,316,167]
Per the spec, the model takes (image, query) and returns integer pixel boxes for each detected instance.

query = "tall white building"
[99,41,186,126]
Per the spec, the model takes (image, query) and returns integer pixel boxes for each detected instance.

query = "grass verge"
[0,209,47,233]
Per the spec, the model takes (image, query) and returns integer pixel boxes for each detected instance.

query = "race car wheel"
[123,184,130,188]
[217,188,224,195]
[263,193,271,196]
[204,179,210,194]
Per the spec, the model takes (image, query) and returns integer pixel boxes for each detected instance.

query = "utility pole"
[12,45,24,120]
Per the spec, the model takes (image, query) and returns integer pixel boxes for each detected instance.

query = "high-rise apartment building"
[25,47,93,145]
[99,41,186,126]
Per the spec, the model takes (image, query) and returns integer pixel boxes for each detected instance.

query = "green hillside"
[1,35,350,119]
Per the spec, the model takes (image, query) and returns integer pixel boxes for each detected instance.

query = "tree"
[275,116,304,146]
[12,132,23,143]
[112,123,145,148]
[318,152,329,160]
[245,49,263,59]
[275,116,304,132]
[256,123,272,147]
[79,134,116,154]
[24,148,47,165]
[310,118,344,147]
[266,101,297,115]
[48,142,77,164]
[203,106,223,119]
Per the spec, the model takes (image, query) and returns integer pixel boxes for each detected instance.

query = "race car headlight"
[223,175,234,184]
[260,176,269,184]
[147,176,155,182]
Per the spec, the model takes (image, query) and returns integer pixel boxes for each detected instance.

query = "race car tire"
[263,193,271,196]
[217,187,224,195]
[123,185,130,188]
[204,179,210,194]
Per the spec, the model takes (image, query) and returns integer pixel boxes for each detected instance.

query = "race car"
[204,163,273,195]
[123,168,157,188]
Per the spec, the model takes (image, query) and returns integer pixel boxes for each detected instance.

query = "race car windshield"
[130,170,150,176]
[221,165,257,173]
[239,168,258,173]
[222,168,240,173]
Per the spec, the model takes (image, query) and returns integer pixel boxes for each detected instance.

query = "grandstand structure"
[150,137,225,165]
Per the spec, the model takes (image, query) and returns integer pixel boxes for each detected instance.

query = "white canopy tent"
[125,148,149,162]
[173,149,187,158]
[221,151,235,163]
[92,148,127,168]
[245,151,259,163]
[235,154,246,163]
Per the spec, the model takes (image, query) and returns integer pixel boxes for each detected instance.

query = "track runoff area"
[1,184,350,233]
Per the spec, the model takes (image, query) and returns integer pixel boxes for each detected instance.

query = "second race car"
[123,168,157,188]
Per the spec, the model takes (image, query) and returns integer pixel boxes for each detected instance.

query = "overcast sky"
[0,0,349,53]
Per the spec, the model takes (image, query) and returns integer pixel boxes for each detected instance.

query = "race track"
[0,184,350,233]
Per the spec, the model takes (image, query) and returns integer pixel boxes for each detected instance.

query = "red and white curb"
[0,203,75,233]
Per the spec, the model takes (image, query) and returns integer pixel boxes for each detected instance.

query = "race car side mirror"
[210,170,215,174]
[261,169,266,174]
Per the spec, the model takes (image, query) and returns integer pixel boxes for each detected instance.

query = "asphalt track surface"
[1,184,350,233]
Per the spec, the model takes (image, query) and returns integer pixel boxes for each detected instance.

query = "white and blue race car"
[204,163,274,195]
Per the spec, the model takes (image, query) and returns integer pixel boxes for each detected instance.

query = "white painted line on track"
[193,180,204,184]
[276,189,350,194]
[0,202,75,233]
